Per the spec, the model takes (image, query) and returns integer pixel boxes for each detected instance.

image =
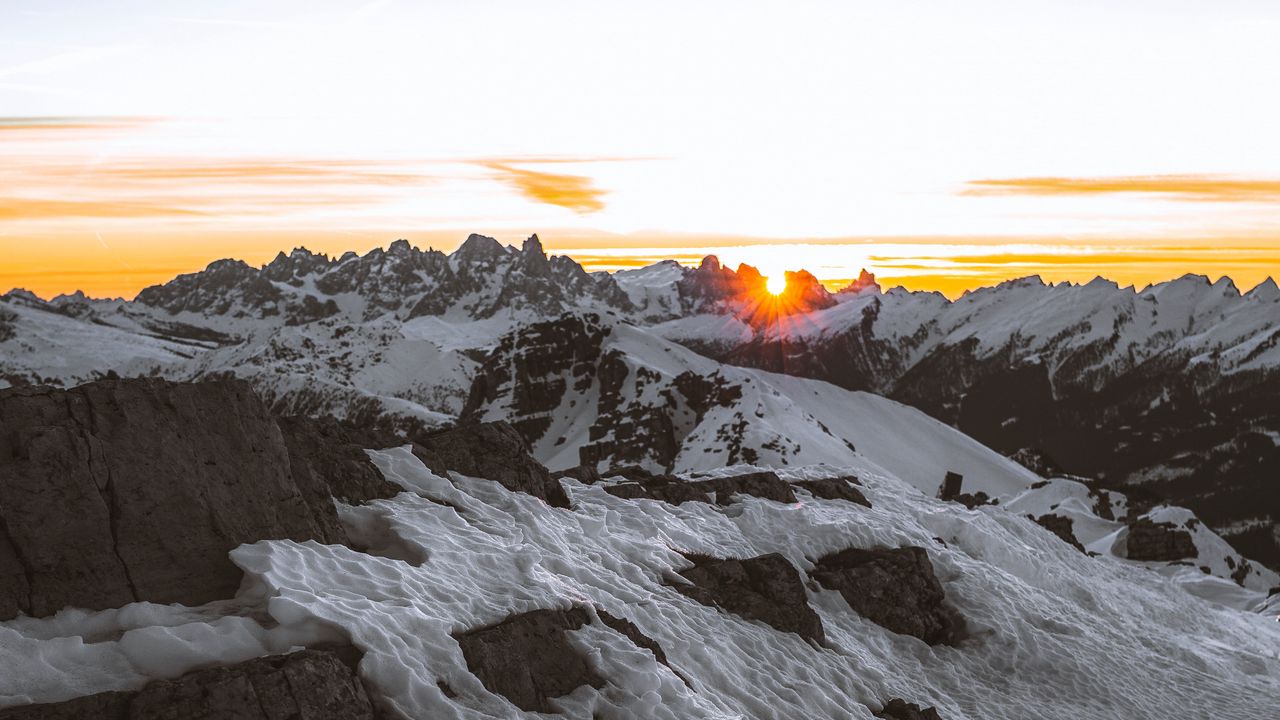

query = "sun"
[765,274,787,295]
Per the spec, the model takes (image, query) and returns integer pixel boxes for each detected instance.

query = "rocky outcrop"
[794,475,871,507]
[811,547,963,645]
[0,378,389,620]
[671,552,824,642]
[411,421,569,508]
[454,608,603,713]
[1033,514,1086,553]
[276,415,402,505]
[605,470,799,506]
[0,647,381,720]
[1123,518,1198,561]
[875,698,944,720]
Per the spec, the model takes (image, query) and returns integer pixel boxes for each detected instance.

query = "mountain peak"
[523,234,544,255]
[1247,277,1280,302]
[839,268,880,295]
[453,233,506,261]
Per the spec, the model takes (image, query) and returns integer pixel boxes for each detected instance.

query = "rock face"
[0,378,390,620]
[276,415,402,505]
[0,647,380,720]
[811,547,963,645]
[672,553,824,643]
[876,698,944,720]
[794,475,871,507]
[454,608,603,713]
[605,470,799,506]
[1034,514,1086,553]
[1123,518,1198,561]
[411,421,570,508]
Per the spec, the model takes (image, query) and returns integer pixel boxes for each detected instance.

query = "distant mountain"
[2,236,1277,571]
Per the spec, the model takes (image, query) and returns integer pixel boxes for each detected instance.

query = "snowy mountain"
[653,263,1280,570]
[2,236,1277,576]
[2,376,1276,718]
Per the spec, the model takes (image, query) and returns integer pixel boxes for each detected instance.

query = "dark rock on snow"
[1122,518,1198,561]
[0,647,382,720]
[595,609,687,684]
[0,377,391,621]
[794,475,871,507]
[1033,513,1087,553]
[672,552,825,643]
[453,608,603,713]
[605,469,798,506]
[551,464,602,484]
[876,698,944,720]
[276,414,403,506]
[811,547,963,645]
[937,470,992,509]
[411,421,570,508]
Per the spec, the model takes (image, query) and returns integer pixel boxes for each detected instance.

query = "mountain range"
[2,234,1277,570]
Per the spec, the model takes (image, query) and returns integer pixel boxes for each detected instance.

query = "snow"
[5,449,1278,717]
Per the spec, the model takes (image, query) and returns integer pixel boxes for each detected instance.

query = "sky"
[3,0,1280,299]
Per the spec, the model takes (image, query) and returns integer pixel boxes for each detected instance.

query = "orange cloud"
[964,175,1280,202]
[479,161,607,213]
[0,197,206,220]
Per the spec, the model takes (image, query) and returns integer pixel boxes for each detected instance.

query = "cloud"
[479,161,607,214]
[0,197,205,220]
[963,175,1280,202]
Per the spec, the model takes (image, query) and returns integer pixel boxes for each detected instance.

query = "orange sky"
[3,3,1280,300]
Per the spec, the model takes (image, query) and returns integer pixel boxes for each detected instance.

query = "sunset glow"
[3,1,1279,298]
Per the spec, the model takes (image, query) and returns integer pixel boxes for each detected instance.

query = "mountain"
[653,265,1280,569]
[1,377,1277,719]
[2,236,1277,573]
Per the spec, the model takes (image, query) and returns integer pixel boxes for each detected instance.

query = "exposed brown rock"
[454,607,603,713]
[596,609,686,684]
[0,378,375,620]
[811,547,963,645]
[411,421,569,508]
[1123,518,1198,561]
[0,647,382,720]
[276,414,402,505]
[603,470,798,507]
[794,475,871,507]
[1033,514,1086,553]
[876,698,944,720]
[551,465,601,484]
[671,552,824,642]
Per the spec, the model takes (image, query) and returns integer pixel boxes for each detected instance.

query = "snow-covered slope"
[6,448,1277,718]
[3,239,1276,571]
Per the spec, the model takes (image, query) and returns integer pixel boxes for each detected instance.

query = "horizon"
[5,233,1276,303]
[4,1,1280,300]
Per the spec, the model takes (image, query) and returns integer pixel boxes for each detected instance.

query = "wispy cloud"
[0,197,205,220]
[478,161,608,214]
[964,175,1280,202]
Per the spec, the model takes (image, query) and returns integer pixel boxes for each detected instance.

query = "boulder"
[671,552,824,642]
[0,647,381,720]
[876,698,944,720]
[1033,514,1086,553]
[551,465,601,484]
[454,608,603,713]
[0,378,372,620]
[596,609,686,684]
[1123,518,1197,561]
[794,476,871,507]
[276,415,402,505]
[411,421,570,508]
[604,470,798,507]
[811,547,963,645]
